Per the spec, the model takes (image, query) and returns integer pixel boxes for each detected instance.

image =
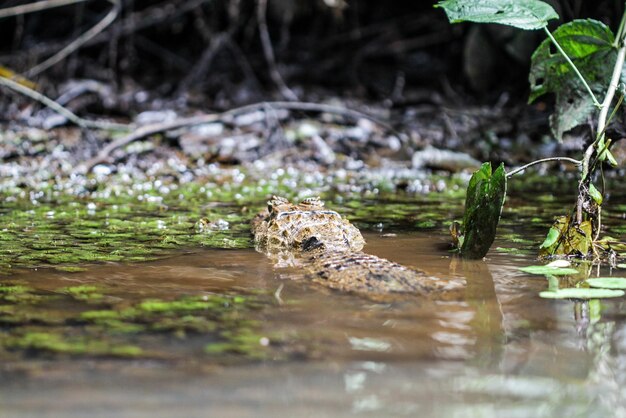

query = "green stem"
[614,4,626,47]
[543,27,601,108]
[605,91,624,128]
[576,8,626,225]
[506,157,581,178]
[580,42,626,180]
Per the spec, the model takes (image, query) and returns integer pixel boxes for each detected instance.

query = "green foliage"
[436,0,558,30]
[458,162,507,259]
[529,19,617,140]
[539,216,592,257]
[539,226,560,250]
[588,183,603,205]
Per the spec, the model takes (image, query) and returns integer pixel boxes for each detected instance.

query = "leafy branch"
[437,0,626,259]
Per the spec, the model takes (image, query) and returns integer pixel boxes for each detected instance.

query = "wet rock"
[412,146,481,172]
[135,110,178,125]
[311,135,336,165]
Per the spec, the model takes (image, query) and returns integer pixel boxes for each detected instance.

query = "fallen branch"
[76,100,400,173]
[0,74,128,130]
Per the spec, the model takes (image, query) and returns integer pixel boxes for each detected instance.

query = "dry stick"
[25,0,121,77]
[0,0,87,19]
[256,0,298,101]
[0,75,128,131]
[77,101,397,173]
[0,0,124,130]
[0,0,211,64]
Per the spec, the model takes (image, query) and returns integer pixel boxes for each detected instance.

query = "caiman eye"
[300,197,323,207]
[268,196,289,213]
[301,236,323,252]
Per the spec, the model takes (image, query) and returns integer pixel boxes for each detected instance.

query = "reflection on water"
[0,231,623,417]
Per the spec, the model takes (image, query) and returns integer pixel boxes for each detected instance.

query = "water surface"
[1,228,623,417]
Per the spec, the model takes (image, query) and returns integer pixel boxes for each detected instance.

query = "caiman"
[252,196,464,297]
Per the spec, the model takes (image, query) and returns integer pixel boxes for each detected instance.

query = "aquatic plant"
[438,0,626,259]
[0,281,274,360]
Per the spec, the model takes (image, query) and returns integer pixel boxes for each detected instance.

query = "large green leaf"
[436,0,558,30]
[587,277,626,289]
[459,162,507,259]
[518,265,579,275]
[529,19,616,140]
[539,288,624,299]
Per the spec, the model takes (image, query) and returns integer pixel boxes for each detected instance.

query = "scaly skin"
[252,196,464,297]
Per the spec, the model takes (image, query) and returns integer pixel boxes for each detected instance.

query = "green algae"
[0,167,595,277]
[137,296,240,313]
[60,285,104,301]
[0,189,253,274]
[205,327,271,359]
[0,283,51,305]
[0,284,32,294]
[0,171,471,275]
[3,331,144,357]
[2,165,619,364]
[0,289,273,360]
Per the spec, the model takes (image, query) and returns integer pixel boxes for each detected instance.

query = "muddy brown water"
[1,228,623,418]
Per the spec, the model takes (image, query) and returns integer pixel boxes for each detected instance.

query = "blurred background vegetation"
[0,0,621,108]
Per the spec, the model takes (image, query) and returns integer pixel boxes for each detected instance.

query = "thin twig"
[76,100,398,173]
[0,75,128,130]
[506,156,581,178]
[25,0,121,77]
[0,0,87,19]
[256,0,298,101]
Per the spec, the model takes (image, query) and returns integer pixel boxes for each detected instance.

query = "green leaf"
[586,277,626,289]
[588,183,603,205]
[539,288,624,299]
[606,150,618,167]
[436,0,558,30]
[519,265,579,275]
[596,137,617,166]
[459,162,507,259]
[539,226,560,249]
[529,19,616,141]
[538,216,593,257]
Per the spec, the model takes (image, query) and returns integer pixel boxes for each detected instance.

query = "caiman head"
[252,196,365,254]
